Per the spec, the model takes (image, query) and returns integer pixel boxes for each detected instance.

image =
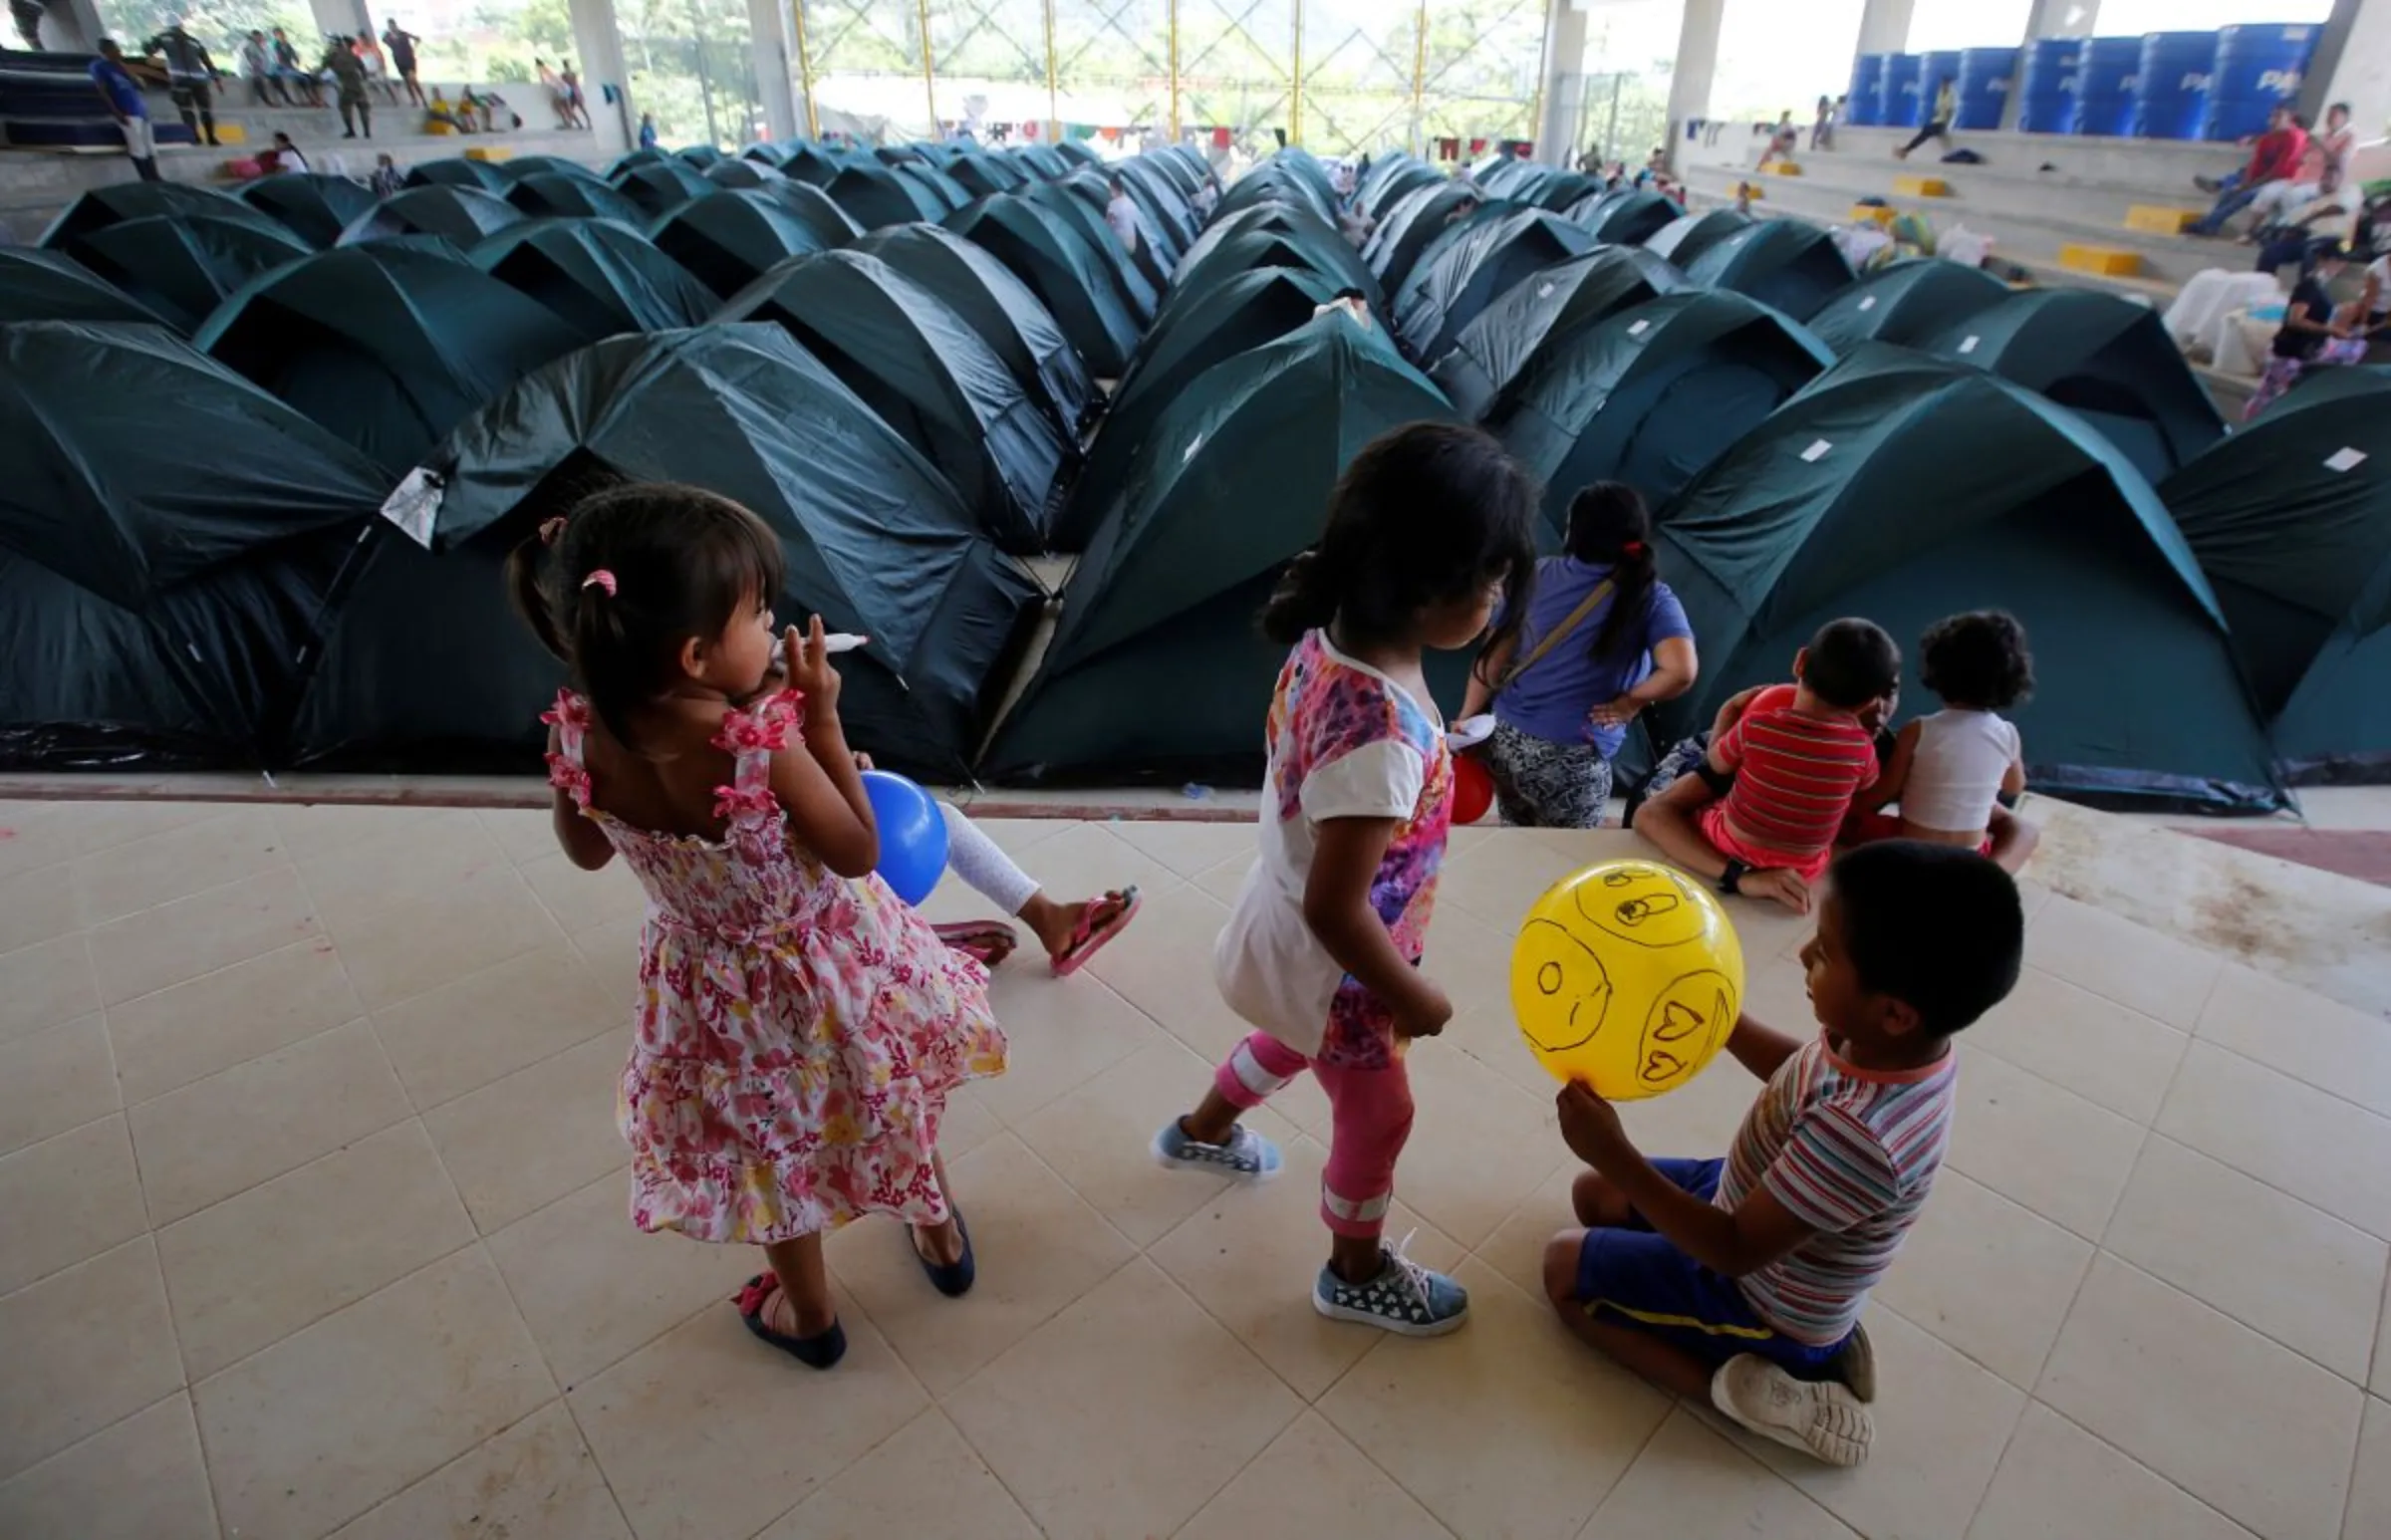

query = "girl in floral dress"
[509,484,1005,1370]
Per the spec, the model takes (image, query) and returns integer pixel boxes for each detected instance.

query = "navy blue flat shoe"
[913,1210,975,1297]
[733,1274,846,1369]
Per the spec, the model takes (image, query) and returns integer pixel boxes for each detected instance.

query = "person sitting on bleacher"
[239,30,290,106]
[2254,167,2362,275]
[2192,105,2307,236]
[90,40,160,181]
[271,28,319,107]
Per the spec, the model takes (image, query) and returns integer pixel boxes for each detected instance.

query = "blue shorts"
[1571,1157,1850,1378]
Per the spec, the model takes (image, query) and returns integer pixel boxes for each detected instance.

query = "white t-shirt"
[1104,193,1140,253]
[1900,708,2020,834]
[2368,256,2388,318]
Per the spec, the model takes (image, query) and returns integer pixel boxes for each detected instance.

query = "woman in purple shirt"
[1461,483,1699,827]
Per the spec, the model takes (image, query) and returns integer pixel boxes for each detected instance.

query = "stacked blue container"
[1878,54,1918,129]
[2131,31,2218,139]
[1848,54,1887,127]
[2017,37,2085,132]
[1955,47,2019,128]
[2202,23,2317,140]
[2069,36,2145,135]
[1908,51,1965,126]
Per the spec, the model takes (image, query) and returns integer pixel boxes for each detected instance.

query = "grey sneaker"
[1828,1320,1877,1403]
[1152,1118,1282,1180]
[1312,1231,1469,1337]
[1711,1355,1874,1466]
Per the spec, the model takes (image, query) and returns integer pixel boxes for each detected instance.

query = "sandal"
[933,918,1020,968]
[911,1209,975,1298]
[732,1273,846,1369]
[1050,887,1142,977]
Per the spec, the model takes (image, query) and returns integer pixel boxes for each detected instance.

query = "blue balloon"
[861,770,948,905]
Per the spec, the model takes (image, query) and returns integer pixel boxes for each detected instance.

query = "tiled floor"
[0,798,2384,1540]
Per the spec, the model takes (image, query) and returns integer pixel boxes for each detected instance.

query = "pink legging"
[1215,1031,1414,1239]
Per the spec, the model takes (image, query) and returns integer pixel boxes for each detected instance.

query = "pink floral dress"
[546,687,1006,1245]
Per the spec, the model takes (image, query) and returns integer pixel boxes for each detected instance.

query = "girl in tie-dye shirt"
[1155,422,1540,1340]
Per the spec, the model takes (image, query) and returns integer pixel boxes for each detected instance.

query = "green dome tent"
[1491,290,1834,532]
[404,157,508,192]
[701,157,785,190]
[1216,161,1335,223]
[236,173,381,247]
[1362,179,1480,294]
[948,151,1031,198]
[0,247,168,327]
[718,250,1072,554]
[754,179,865,246]
[1429,246,1687,419]
[505,171,650,224]
[775,142,855,186]
[470,219,721,340]
[68,213,312,333]
[340,184,526,248]
[899,161,973,216]
[1681,219,1856,323]
[1113,157,1197,252]
[610,158,714,217]
[0,321,384,769]
[41,181,284,250]
[647,189,833,298]
[945,194,1149,373]
[1020,180,1164,312]
[1566,187,1682,246]
[1175,201,1378,297]
[605,148,668,174]
[1644,207,1748,267]
[1516,169,1602,212]
[1803,258,2007,355]
[1652,346,2281,811]
[2162,368,2391,780]
[825,160,949,228]
[674,143,725,168]
[495,154,607,183]
[288,325,1036,778]
[1391,206,1598,365]
[983,312,1459,784]
[1171,224,1378,317]
[1920,289,2227,486]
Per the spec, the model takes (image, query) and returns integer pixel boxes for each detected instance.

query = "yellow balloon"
[1509,859,1745,1099]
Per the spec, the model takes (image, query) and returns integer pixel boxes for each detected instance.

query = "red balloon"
[1453,753,1494,825]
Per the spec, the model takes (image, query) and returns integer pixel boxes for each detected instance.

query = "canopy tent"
[236,173,381,247]
[755,179,865,247]
[2161,368,2391,780]
[1173,203,1378,306]
[470,219,721,340]
[1651,346,2280,812]
[1021,179,1166,307]
[1681,219,1856,323]
[647,189,834,299]
[1920,290,2227,485]
[610,158,714,218]
[1644,207,1749,268]
[717,250,1071,553]
[1058,265,1347,551]
[67,213,312,333]
[1567,187,1682,247]
[503,171,650,225]
[1362,180,1480,295]
[194,242,585,475]
[41,181,283,250]
[983,313,1458,784]
[1391,207,1598,365]
[289,326,1036,778]
[824,160,950,228]
[1429,246,1687,419]
[853,223,1095,439]
[1491,290,1834,531]
[403,157,509,192]
[1802,258,2007,355]
[0,246,167,327]
[340,185,526,248]
[0,321,384,769]
[944,195,1146,376]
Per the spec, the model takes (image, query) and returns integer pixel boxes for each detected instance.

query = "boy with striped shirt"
[1540,842,2024,1465]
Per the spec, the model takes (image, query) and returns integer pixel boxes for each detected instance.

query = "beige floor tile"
[756,1409,1041,1540]
[66,801,241,856]
[945,1257,1301,1540]
[1449,1004,1566,1101]
[1319,1260,1670,1540]
[2345,1396,2391,1540]
[0,806,80,883]
[1967,1403,2257,1540]
[0,859,87,955]
[1195,852,1250,903]
[570,1284,927,1540]
[0,933,97,1045]
[2156,1042,2391,1240]
[826,1131,1135,1396]
[999,820,1187,907]
[1871,1170,2093,1390]
[966,964,1166,1127]
[193,1245,556,1540]
[963,815,1067,862]
[1739,953,1819,1037]
[1104,818,1259,880]
[157,1121,477,1381]
[1969,966,2190,1124]
[130,1020,409,1225]
[486,1169,757,1390]
[2198,961,2391,1121]
[108,938,361,1105]
[322,865,568,1013]
[1432,838,1590,935]
[297,809,511,917]
[1396,1044,1570,1249]
[1473,1159,1582,1300]
[274,803,473,866]
[569,915,647,1018]
[1946,1047,2145,1240]
[2377,1270,2391,1401]
[2038,1253,2362,1540]
[421,1030,631,1234]
[2025,894,2223,1029]
[0,1236,183,1482]
[328,1401,631,1540]
[371,941,621,1112]
[1080,880,1259,1059]
[938,1083,1004,1160]
[1729,1304,2024,1540]
[70,809,287,927]
[477,807,564,865]
[1178,1409,1454,1540]
[1421,901,1514,1024]
[1582,1407,1856,1540]
[0,1115,147,1296]
[518,849,651,936]
[0,1014,117,1156]
[2104,1135,2388,1384]
[88,866,321,1007]
[0,1393,217,1540]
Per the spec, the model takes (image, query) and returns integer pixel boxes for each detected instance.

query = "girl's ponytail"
[1261,547,1344,644]
[1565,481,1660,662]
[505,523,571,664]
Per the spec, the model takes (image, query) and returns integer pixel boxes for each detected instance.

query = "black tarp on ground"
[0,320,383,769]
[68,213,311,333]
[945,195,1147,373]
[1644,207,1749,267]
[504,170,650,224]
[824,160,948,229]
[611,158,714,217]
[1682,218,1856,323]
[647,189,833,299]
[340,184,526,247]
[1492,290,1834,530]
[1391,207,1598,365]
[1802,257,2007,354]
[1921,289,2227,486]
[41,181,283,249]
[1430,246,1687,419]
[2162,368,2391,780]
[853,223,1095,439]
[1651,346,2280,811]
[193,241,585,475]
[1362,180,1479,295]
[0,246,166,326]
[237,173,381,247]
[1566,187,1682,246]
[470,219,720,340]
[404,156,509,192]
[1021,179,1166,310]
[718,251,1070,554]
[983,312,1458,785]
[289,325,1036,778]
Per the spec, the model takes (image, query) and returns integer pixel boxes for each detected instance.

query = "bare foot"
[913,1216,965,1267]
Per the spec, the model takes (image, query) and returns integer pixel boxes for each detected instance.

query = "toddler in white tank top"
[1847,612,2038,873]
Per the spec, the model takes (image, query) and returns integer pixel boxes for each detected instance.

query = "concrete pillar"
[307,0,374,41]
[51,0,103,50]
[1535,0,1588,168]
[2301,0,2391,142]
[1854,0,1913,57]
[567,0,634,153]
[746,0,798,142]
[1999,0,2097,128]
[1663,0,1723,171]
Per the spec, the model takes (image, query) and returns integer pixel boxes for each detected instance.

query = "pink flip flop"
[1051,887,1141,977]
[933,919,1020,968]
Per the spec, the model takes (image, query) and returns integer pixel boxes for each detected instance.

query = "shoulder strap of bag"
[1493,578,1614,696]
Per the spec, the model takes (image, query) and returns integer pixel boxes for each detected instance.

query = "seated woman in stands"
[423,86,469,130]
[2247,242,2356,419]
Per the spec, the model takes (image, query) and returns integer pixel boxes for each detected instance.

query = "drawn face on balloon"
[1513,917,1612,1052]
[1576,864,1711,950]
[1636,968,1737,1093]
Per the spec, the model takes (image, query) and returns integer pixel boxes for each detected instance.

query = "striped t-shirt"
[1705,684,1877,876]
[1716,1035,1956,1345]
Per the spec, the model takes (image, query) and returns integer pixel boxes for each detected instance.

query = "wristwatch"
[1718,859,1750,897]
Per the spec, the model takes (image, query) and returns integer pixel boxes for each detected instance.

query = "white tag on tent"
[2325,447,2368,473]
[1536,281,1555,298]
[1627,319,1651,337]
[1856,295,1879,312]
[380,467,444,549]
[1800,438,1834,462]
[1957,335,1981,355]
[1183,433,1204,463]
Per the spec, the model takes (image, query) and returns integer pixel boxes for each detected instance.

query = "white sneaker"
[1711,1355,1873,1466]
